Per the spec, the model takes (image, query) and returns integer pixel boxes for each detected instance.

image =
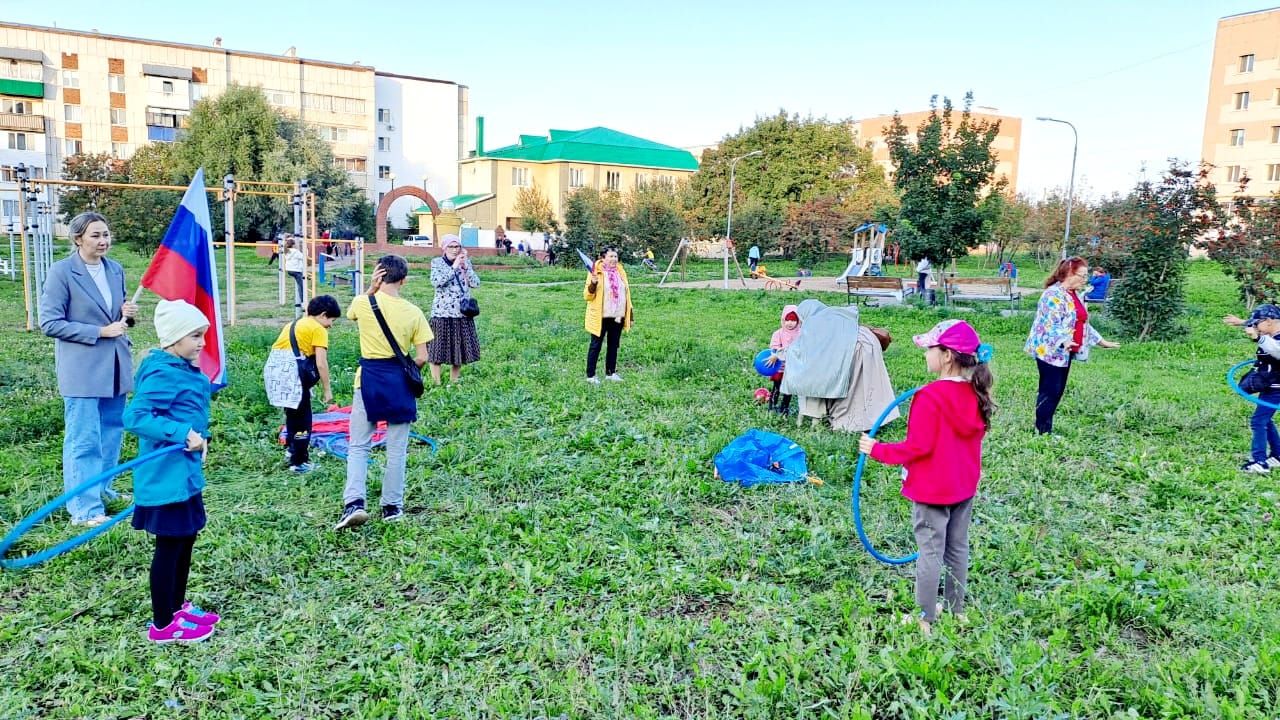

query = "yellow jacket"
[583,263,633,336]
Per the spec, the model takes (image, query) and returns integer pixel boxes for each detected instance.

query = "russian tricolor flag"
[139,168,227,390]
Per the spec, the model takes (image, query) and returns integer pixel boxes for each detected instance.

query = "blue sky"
[2,0,1268,197]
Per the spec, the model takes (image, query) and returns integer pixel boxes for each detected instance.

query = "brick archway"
[375,186,441,247]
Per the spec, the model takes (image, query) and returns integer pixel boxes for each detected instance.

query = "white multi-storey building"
[0,21,466,229]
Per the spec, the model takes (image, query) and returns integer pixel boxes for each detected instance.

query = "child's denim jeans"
[1250,388,1280,464]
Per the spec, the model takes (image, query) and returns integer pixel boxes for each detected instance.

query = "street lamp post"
[1036,116,1078,260]
[725,150,763,289]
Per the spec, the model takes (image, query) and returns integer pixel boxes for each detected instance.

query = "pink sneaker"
[148,617,215,644]
[175,601,220,626]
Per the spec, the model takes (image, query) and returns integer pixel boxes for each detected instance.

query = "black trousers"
[288,271,304,307]
[770,377,791,413]
[587,318,624,378]
[1035,358,1073,434]
[151,534,197,627]
[285,384,312,465]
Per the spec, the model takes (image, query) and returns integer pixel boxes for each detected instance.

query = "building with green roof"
[449,125,699,231]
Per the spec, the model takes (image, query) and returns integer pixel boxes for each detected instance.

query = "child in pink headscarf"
[766,305,802,414]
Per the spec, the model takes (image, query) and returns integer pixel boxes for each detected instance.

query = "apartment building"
[1201,7,1280,199]
[852,109,1023,190]
[0,21,465,227]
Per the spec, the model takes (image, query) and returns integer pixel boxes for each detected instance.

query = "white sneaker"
[605,373,623,382]
[586,376,601,385]
[1242,461,1271,475]
[1267,457,1280,469]
[73,514,110,528]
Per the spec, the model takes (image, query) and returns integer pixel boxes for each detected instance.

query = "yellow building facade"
[452,126,698,230]
[1201,7,1280,199]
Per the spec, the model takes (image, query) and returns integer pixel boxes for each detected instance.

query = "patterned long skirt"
[427,316,481,366]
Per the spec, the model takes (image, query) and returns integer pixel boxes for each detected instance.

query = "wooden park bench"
[944,276,1021,310]
[842,276,905,305]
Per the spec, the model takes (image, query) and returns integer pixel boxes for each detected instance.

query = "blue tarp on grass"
[714,430,809,488]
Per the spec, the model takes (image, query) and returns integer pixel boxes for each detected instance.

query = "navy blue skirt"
[132,493,206,537]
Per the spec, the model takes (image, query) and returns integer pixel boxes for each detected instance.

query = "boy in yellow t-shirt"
[336,255,433,530]
[264,295,341,473]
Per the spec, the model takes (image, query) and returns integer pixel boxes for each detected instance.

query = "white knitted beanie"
[154,299,209,348]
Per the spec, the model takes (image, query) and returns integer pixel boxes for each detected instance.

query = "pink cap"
[912,319,981,354]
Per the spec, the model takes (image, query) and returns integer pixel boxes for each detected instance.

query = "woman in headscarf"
[583,248,633,384]
[427,235,481,385]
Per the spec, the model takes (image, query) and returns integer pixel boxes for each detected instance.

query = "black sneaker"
[334,501,369,530]
[381,504,404,522]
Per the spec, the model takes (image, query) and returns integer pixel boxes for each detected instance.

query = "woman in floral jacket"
[1024,257,1119,434]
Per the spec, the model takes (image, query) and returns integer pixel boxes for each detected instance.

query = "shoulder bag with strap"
[289,320,322,388]
[368,294,425,397]
[452,262,480,318]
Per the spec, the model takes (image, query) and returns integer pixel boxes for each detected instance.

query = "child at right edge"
[859,319,995,636]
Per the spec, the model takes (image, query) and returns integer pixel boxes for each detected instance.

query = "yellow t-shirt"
[270,316,330,356]
[347,292,433,388]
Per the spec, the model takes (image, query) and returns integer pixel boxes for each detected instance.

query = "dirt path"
[653,276,848,294]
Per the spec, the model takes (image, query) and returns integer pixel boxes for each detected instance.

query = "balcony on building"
[0,48,46,99]
[0,111,43,133]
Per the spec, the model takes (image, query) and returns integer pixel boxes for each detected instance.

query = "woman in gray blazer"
[38,212,139,527]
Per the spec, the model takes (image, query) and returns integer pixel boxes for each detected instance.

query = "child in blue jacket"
[123,299,221,644]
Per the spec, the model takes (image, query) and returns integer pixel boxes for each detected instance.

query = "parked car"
[404,235,434,247]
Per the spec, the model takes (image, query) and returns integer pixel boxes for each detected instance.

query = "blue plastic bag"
[714,430,809,488]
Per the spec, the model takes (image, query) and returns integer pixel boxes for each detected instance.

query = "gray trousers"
[911,496,974,622]
[342,390,411,508]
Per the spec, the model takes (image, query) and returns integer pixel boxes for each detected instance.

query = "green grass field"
[0,245,1277,718]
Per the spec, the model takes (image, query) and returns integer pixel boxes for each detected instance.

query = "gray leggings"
[911,497,974,622]
[342,391,411,508]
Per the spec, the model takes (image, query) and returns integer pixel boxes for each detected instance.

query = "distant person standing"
[494,226,508,255]
[283,238,306,314]
[1084,267,1111,302]
[916,257,934,304]
[428,235,481,385]
[748,244,761,273]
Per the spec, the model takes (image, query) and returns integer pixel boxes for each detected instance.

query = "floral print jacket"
[1024,283,1101,368]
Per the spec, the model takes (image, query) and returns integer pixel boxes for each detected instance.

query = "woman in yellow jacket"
[584,248,634,384]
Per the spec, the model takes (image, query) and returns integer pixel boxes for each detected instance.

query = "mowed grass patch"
[0,248,1277,718]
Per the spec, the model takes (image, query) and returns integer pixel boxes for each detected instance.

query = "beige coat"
[799,326,900,432]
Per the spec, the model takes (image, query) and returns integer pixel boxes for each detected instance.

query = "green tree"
[884,94,999,266]
[1198,182,1280,308]
[780,196,852,267]
[560,188,624,266]
[727,197,784,260]
[1108,161,1222,340]
[56,151,179,254]
[514,183,556,234]
[977,191,1028,265]
[173,85,369,241]
[685,111,892,237]
[622,182,686,258]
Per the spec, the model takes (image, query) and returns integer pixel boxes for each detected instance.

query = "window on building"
[656,175,674,188]
[333,157,367,173]
[2,60,42,81]
[377,108,392,124]
[160,80,174,94]
[61,70,79,88]
[6,132,29,150]
[191,84,208,102]
[1273,126,1280,144]
[377,165,392,179]
[64,105,82,122]
[1230,129,1246,146]
[324,126,363,144]
[511,167,529,187]
[111,142,131,158]
[110,108,127,126]
[377,137,391,152]
[378,192,386,203]
[1269,164,1280,182]
[1235,91,1250,110]
[606,171,621,191]
[635,173,648,188]
[1240,54,1255,73]
[302,93,366,115]
[1227,165,1244,182]
[65,139,82,156]
[569,168,584,188]
[108,74,126,92]
[2,199,17,218]
[1,99,30,114]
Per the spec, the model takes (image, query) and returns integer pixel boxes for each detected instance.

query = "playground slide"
[838,255,872,282]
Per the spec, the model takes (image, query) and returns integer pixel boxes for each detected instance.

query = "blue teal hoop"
[0,444,187,570]
[852,386,921,565]
[1227,359,1280,410]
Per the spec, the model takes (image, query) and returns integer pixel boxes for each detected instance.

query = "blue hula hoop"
[320,432,439,461]
[0,444,188,570]
[852,386,921,566]
[1227,359,1280,410]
